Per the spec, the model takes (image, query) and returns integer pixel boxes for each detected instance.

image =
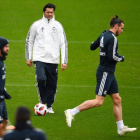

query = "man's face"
[116,23,124,36]
[1,44,9,56]
[43,8,54,20]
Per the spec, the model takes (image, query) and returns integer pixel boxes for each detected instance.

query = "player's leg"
[65,71,108,127]
[65,95,104,127]
[109,76,137,136]
[78,71,109,111]
[110,93,137,135]
[0,101,8,137]
[109,77,124,134]
[0,123,3,137]
[110,93,122,121]
[45,63,58,113]
[108,75,124,127]
[0,119,8,137]
[0,101,3,137]
[33,61,47,104]
[78,95,105,111]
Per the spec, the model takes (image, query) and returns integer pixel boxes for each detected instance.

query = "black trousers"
[33,61,58,108]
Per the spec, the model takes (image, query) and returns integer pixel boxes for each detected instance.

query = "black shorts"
[96,71,118,97]
[0,100,8,123]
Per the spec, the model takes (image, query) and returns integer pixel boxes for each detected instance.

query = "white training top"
[26,15,68,64]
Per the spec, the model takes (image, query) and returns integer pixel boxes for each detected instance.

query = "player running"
[64,15,137,136]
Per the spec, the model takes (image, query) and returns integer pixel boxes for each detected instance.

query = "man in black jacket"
[3,106,47,140]
[65,15,137,136]
[0,37,11,138]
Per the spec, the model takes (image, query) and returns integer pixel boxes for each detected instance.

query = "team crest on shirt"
[41,27,44,32]
[52,26,56,33]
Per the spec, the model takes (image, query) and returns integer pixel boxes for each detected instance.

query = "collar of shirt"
[42,15,55,24]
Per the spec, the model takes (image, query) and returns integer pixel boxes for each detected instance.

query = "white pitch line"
[9,40,140,45]
[6,84,140,89]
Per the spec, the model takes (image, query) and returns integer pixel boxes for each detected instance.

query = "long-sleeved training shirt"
[0,57,6,94]
[90,30,124,73]
[26,15,68,64]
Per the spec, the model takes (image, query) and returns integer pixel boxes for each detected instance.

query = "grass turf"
[0,0,140,139]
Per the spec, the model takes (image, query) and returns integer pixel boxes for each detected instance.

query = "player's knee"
[114,96,121,105]
[96,100,104,106]
[98,101,103,106]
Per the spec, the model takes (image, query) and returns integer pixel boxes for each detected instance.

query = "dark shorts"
[0,100,8,123]
[96,71,118,97]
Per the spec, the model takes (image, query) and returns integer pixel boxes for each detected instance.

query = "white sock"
[116,120,124,130]
[70,107,80,115]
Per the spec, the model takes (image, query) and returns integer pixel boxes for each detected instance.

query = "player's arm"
[0,90,4,101]
[108,38,124,62]
[25,23,37,67]
[59,26,68,71]
[90,37,100,50]
[3,88,11,99]
[0,88,11,101]
[0,69,5,101]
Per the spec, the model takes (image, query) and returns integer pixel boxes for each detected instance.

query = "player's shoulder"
[54,20,63,28]
[31,19,42,28]
[103,30,115,39]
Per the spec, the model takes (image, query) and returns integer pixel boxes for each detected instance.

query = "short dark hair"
[110,15,124,27]
[15,106,31,122]
[43,3,56,12]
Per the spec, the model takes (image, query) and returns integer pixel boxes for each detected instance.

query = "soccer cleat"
[118,126,137,136]
[64,109,74,127]
[47,107,54,113]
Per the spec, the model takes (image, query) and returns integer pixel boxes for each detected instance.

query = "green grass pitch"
[0,0,140,139]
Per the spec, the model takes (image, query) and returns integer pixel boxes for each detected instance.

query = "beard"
[116,30,119,36]
[1,49,8,60]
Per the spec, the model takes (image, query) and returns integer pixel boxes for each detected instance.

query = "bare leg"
[78,95,105,111]
[0,119,8,137]
[110,93,137,135]
[110,93,122,121]
[65,95,105,127]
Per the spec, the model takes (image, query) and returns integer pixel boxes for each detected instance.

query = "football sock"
[116,120,124,130]
[70,107,80,115]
